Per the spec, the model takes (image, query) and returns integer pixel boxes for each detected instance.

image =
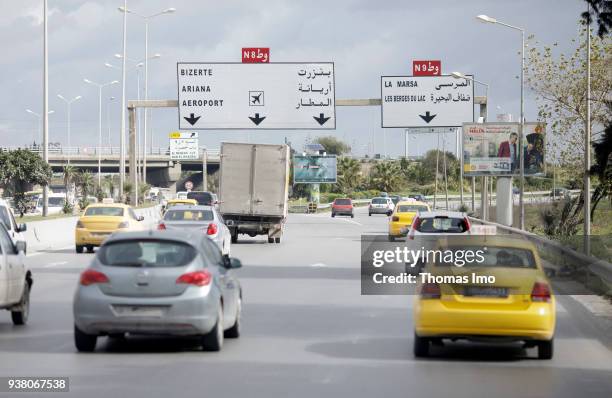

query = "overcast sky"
[0,0,587,157]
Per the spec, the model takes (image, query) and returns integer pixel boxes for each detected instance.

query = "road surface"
[0,208,610,397]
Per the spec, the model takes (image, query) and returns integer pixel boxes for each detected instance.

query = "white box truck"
[219,143,290,244]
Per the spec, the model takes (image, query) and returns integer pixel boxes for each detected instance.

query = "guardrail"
[469,217,612,295]
[0,146,220,158]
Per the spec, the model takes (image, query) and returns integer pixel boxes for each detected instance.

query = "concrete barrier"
[24,205,162,253]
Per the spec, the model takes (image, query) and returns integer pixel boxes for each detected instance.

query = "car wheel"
[267,237,274,243]
[76,245,84,254]
[231,233,238,244]
[387,211,392,216]
[413,334,430,357]
[274,237,281,244]
[351,213,354,218]
[368,213,372,217]
[11,282,30,325]
[224,296,241,338]
[388,235,395,242]
[86,245,94,253]
[538,339,553,359]
[202,305,224,351]
[74,325,97,352]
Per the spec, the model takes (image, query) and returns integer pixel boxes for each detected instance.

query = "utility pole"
[585,5,591,255]
[42,0,49,217]
[119,0,128,199]
[202,148,208,191]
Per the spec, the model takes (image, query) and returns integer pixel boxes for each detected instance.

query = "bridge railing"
[0,146,220,158]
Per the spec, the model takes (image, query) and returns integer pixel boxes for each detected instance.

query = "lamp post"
[26,109,54,147]
[42,0,49,216]
[118,1,128,200]
[56,94,82,164]
[119,6,175,186]
[476,14,525,230]
[84,79,119,186]
[106,96,115,149]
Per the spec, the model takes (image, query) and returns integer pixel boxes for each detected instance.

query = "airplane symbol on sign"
[249,91,264,106]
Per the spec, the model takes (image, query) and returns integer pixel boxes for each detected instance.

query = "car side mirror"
[15,241,26,254]
[224,257,242,269]
[17,223,27,232]
[138,216,144,221]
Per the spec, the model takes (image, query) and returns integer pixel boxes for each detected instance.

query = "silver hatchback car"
[73,230,242,352]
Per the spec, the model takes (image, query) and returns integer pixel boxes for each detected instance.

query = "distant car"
[512,187,520,195]
[0,199,27,252]
[75,203,146,253]
[158,205,232,256]
[163,199,198,214]
[413,236,555,359]
[331,198,354,218]
[176,191,189,200]
[550,188,570,199]
[388,200,430,241]
[0,222,30,325]
[389,195,401,205]
[34,194,65,215]
[369,197,395,216]
[409,193,426,202]
[379,192,389,198]
[73,230,243,352]
[187,191,215,206]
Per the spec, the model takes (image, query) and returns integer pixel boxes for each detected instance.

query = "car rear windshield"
[38,197,65,207]
[436,246,536,268]
[372,198,387,204]
[334,199,351,205]
[187,191,213,205]
[164,209,214,221]
[397,205,428,212]
[98,240,197,267]
[85,207,124,217]
[416,216,468,233]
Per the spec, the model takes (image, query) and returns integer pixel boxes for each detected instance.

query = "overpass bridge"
[1,146,221,190]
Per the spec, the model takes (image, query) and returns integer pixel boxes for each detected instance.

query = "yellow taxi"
[162,199,197,214]
[388,200,430,241]
[413,236,556,359]
[75,202,146,253]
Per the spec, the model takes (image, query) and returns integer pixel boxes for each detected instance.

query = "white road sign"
[381,75,474,128]
[177,62,336,130]
[169,132,199,160]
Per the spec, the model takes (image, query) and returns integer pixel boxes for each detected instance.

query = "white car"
[0,222,31,325]
[368,197,395,216]
[0,199,27,252]
[407,211,471,239]
[176,191,189,200]
[34,194,66,215]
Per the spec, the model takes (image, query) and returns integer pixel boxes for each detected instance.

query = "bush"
[62,201,74,215]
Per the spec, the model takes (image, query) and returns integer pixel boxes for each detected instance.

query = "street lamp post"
[106,96,115,149]
[476,14,525,230]
[84,79,119,186]
[43,0,49,217]
[57,94,82,164]
[119,6,175,186]
[118,1,128,200]
[26,109,54,147]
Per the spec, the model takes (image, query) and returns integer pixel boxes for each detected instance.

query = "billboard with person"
[293,155,337,183]
[463,122,545,176]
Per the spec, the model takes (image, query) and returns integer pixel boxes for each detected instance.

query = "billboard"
[293,155,337,183]
[463,122,545,176]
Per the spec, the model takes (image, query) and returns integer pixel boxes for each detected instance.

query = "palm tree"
[123,182,133,205]
[336,157,362,194]
[62,165,77,204]
[370,161,403,192]
[77,171,94,206]
[103,175,115,199]
[590,123,612,219]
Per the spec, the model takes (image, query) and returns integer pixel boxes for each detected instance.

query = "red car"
[331,198,354,218]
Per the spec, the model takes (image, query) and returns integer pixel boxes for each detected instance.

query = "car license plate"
[463,286,508,298]
[92,232,111,236]
[112,305,166,317]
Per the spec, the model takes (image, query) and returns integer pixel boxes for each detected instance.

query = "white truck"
[219,143,290,244]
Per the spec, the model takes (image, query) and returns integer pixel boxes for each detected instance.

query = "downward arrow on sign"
[183,113,201,126]
[313,113,331,126]
[249,113,266,126]
[419,111,436,124]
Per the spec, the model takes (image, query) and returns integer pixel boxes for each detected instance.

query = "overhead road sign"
[169,131,199,160]
[293,155,337,183]
[381,75,474,128]
[177,62,336,130]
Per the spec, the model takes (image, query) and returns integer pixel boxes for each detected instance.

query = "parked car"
[369,197,395,216]
[0,222,31,325]
[158,205,232,256]
[413,236,555,359]
[73,230,243,352]
[331,198,354,218]
[550,188,570,199]
[75,203,146,253]
[0,199,27,252]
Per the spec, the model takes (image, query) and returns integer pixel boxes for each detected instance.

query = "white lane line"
[26,244,75,257]
[310,263,327,267]
[44,261,68,268]
[341,219,363,226]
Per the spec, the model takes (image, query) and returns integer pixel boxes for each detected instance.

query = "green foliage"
[370,161,403,192]
[590,120,612,218]
[539,194,584,238]
[76,171,94,200]
[0,149,52,198]
[123,182,133,204]
[336,157,362,194]
[95,186,105,202]
[62,201,74,215]
[313,136,351,155]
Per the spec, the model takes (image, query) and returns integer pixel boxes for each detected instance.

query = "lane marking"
[44,261,68,268]
[310,263,327,267]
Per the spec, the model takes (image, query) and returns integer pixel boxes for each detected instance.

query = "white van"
[0,199,27,252]
[34,194,66,215]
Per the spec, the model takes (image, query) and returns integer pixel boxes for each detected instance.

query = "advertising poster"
[293,155,337,183]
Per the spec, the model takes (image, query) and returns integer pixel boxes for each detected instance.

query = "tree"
[0,149,52,215]
[525,27,611,166]
[103,175,115,199]
[336,157,362,194]
[589,120,612,217]
[582,0,612,37]
[313,136,351,155]
[123,182,133,204]
[76,171,94,209]
[63,165,77,203]
[369,161,403,192]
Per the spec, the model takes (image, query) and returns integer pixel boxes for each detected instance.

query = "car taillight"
[531,282,551,302]
[76,220,84,228]
[157,223,166,230]
[463,217,471,231]
[80,269,109,286]
[392,216,399,222]
[409,217,421,240]
[420,283,441,299]
[206,223,218,235]
[118,221,129,228]
[176,270,212,286]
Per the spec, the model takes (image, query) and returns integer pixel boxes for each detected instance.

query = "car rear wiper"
[109,261,147,267]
